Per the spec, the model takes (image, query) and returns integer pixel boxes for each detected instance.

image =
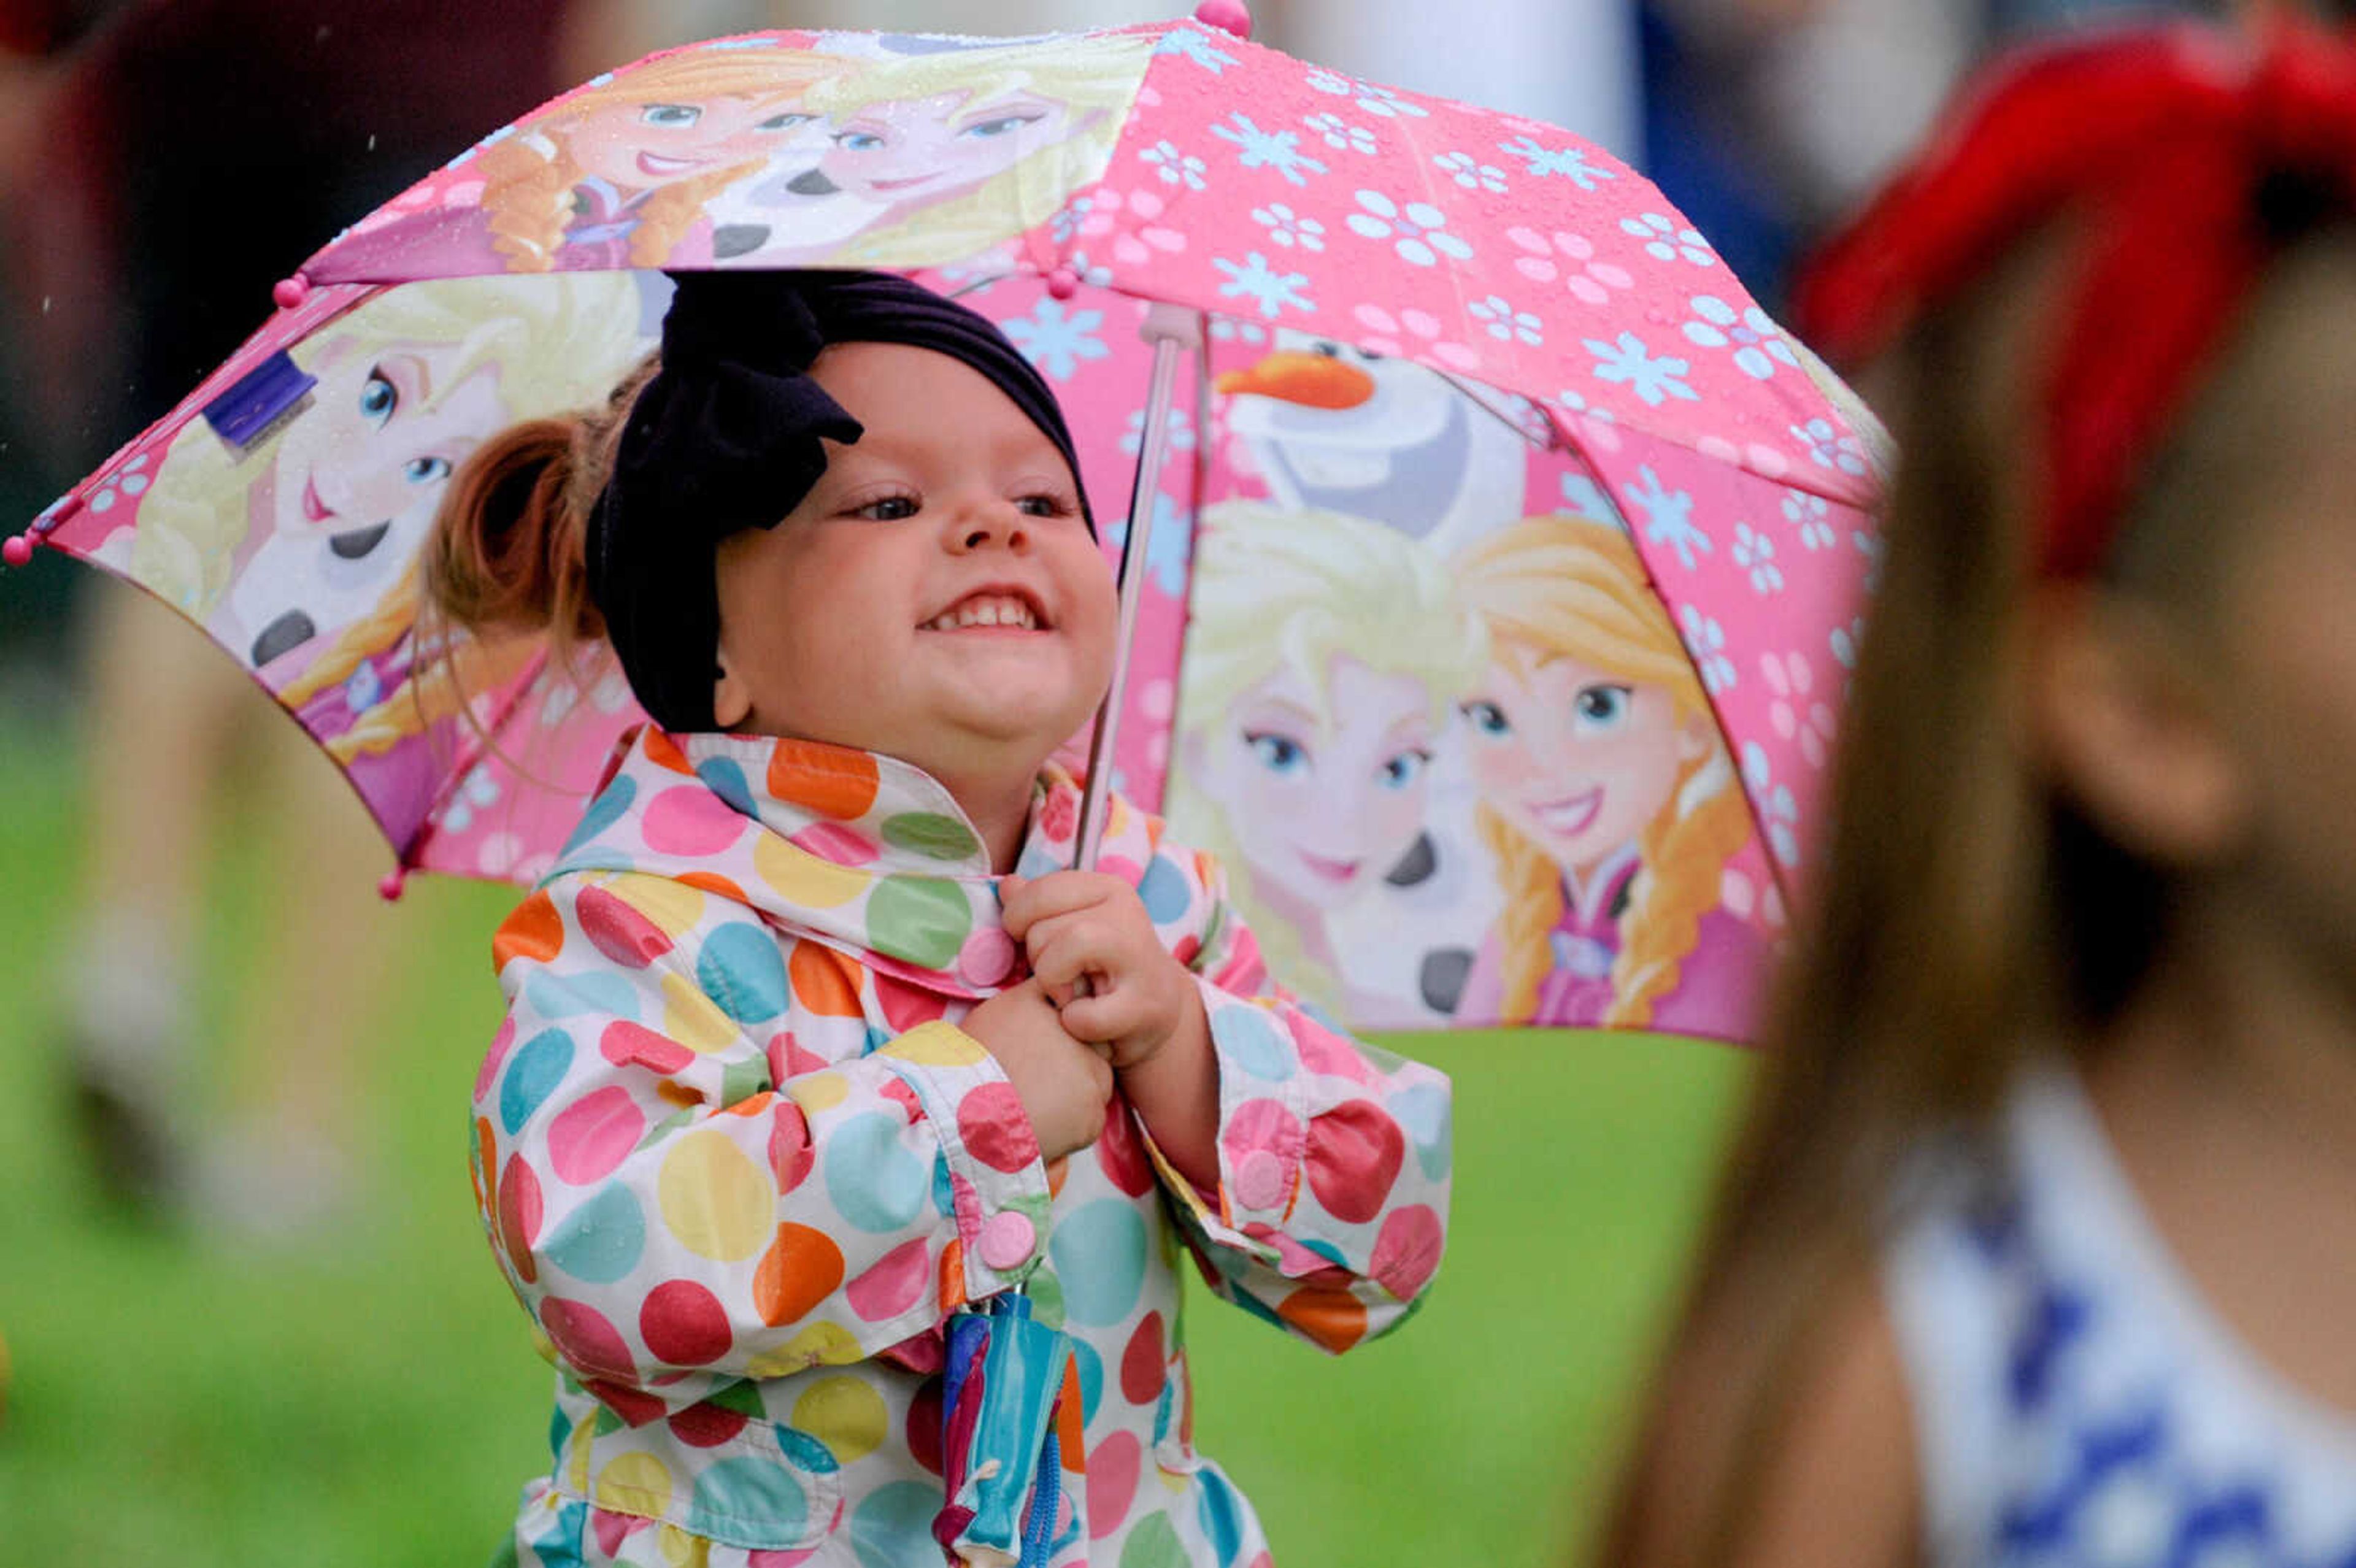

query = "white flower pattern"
[1344,190,1474,267]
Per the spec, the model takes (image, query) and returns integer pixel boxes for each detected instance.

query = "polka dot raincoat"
[473,727,1454,1566]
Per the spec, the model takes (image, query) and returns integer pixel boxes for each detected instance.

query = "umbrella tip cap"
[1045,266,1080,300]
[272,274,311,310]
[378,867,409,902]
[2,534,33,568]
[1193,0,1250,39]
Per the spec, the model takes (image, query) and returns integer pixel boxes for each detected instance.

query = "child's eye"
[1377,749,1433,790]
[1014,493,1072,518]
[960,113,1041,140]
[639,103,703,128]
[359,370,398,426]
[835,129,885,152]
[404,455,452,485]
[1461,699,1510,737]
[759,112,814,131]
[855,496,919,521]
[1245,732,1310,775]
[1573,685,1633,729]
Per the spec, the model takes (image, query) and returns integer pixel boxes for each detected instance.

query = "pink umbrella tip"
[378,867,409,902]
[1193,0,1250,39]
[1046,266,1081,300]
[272,274,311,310]
[1,534,33,568]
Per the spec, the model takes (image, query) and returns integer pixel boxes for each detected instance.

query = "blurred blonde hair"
[1451,512,1752,1029]
[1165,499,1486,1011]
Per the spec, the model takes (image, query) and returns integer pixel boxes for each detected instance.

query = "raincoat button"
[978,1210,1037,1271]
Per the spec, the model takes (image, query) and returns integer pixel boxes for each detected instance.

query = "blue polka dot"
[688,1454,806,1542]
[825,1113,929,1232]
[1197,1467,1248,1567]
[1302,1238,1347,1269]
[699,922,789,1024]
[522,967,639,1022]
[1390,1082,1451,1182]
[546,1402,571,1461]
[931,1151,956,1217]
[776,1426,840,1474]
[1069,1332,1104,1426]
[863,1024,891,1056]
[696,756,756,818]
[559,774,636,858]
[1047,1199,1148,1328]
[501,1028,574,1135]
[1016,842,1063,880]
[1226,1282,1288,1333]
[530,1496,587,1560]
[851,1480,940,1568]
[1152,1377,1175,1445]
[1209,1005,1293,1082]
[1138,855,1191,923]
[539,1182,645,1284]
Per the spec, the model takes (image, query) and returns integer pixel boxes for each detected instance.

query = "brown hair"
[1593,217,2356,1567]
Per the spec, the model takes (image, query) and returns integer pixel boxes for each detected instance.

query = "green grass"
[0,728,1747,1566]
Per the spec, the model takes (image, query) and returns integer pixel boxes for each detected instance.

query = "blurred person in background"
[1603,13,2356,1566]
[0,0,574,1236]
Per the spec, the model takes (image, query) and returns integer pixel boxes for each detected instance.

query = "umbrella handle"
[1073,302,1201,876]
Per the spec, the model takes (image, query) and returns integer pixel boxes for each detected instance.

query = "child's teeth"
[933,595,1035,630]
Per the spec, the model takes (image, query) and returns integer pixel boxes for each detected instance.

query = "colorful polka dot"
[594,1450,674,1517]
[1121,1311,1168,1406]
[1049,1200,1148,1327]
[880,811,981,863]
[477,1018,517,1103]
[791,1375,888,1466]
[790,820,879,867]
[844,1237,929,1323]
[755,1224,845,1328]
[956,926,1017,988]
[787,1071,850,1116]
[658,1131,774,1261]
[753,835,871,910]
[525,967,641,1023]
[1197,1467,1248,1567]
[849,1480,937,1568]
[1304,1102,1406,1224]
[1390,1082,1452,1182]
[1068,1331,1104,1426]
[956,1083,1037,1174]
[541,1297,636,1383]
[769,1112,816,1194]
[1370,1204,1444,1301]
[872,976,949,1032]
[499,1151,544,1283]
[1088,1431,1141,1540]
[865,875,972,972]
[699,923,790,1024]
[825,1113,929,1233]
[602,1020,695,1076]
[1209,1005,1293,1082]
[768,741,879,820]
[607,873,707,938]
[1276,1281,1368,1353]
[558,773,637,858]
[576,883,674,969]
[906,1377,945,1476]
[787,942,864,1018]
[495,890,566,972]
[501,1028,576,1135]
[549,1087,646,1186]
[642,786,748,857]
[1095,1103,1155,1197]
[642,1278,733,1367]
[661,972,741,1054]
[695,756,757,817]
[1119,1510,1187,1568]
[688,1455,807,1543]
[744,1319,863,1378]
[1137,855,1191,923]
[541,1181,645,1285]
[879,1021,985,1069]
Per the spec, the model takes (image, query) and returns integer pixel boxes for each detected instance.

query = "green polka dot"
[880,812,982,862]
[865,875,972,971]
[1120,1511,1188,1568]
[1024,1266,1066,1329]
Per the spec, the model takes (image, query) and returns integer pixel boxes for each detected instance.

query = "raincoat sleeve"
[471,870,1053,1422]
[1138,843,1453,1355]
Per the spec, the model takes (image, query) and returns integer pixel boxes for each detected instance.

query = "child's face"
[712,341,1114,782]
[564,94,820,191]
[1461,648,1703,877]
[1197,656,1438,912]
[820,89,1076,205]
[272,340,501,549]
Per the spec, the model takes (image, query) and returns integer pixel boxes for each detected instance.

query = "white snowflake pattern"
[1049,192,1103,245]
[1793,416,1871,478]
[1140,139,1208,191]
[1781,490,1834,550]
[1301,111,1378,155]
[1155,26,1236,73]
[1762,651,1836,767]
[1467,294,1543,346]
[1560,469,1619,524]
[82,452,155,515]
[1620,464,1710,571]
[1061,252,1116,290]
[1305,65,1353,96]
[1249,201,1326,251]
[1345,190,1474,267]
[1497,134,1619,191]
[1830,615,1866,671]
[1211,113,1328,186]
[1507,226,1633,307]
[1585,331,1698,407]
[1679,606,1737,694]
[1622,211,1717,267]
[1433,151,1508,193]
[1741,742,1803,866]
[1207,316,1269,345]
[1733,522,1784,594]
[1105,488,1196,596]
[1003,299,1110,381]
[1212,251,1315,318]
[1120,404,1196,458]
[1683,295,1798,380]
[1304,69,1429,118]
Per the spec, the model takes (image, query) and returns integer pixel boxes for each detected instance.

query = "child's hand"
[959,977,1115,1165]
[1001,872,1196,1070]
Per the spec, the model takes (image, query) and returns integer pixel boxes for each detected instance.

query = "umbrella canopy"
[15,5,1885,1042]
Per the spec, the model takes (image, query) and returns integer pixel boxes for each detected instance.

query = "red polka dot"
[548,1086,645,1186]
[1087,1431,1140,1538]
[591,1507,644,1558]
[874,975,949,1032]
[642,786,747,856]
[769,1108,815,1193]
[601,1020,693,1075]
[498,1152,542,1283]
[767,740,879,819]
[1371,1204,1444,1301]
[476,1017,516,1102]
[1096,854,1143,885]
[493,891,564,972]
[542,1297,634,1382]
[1294,1015,1374,1085]
[1093,1100,1153,1196]
[845,1237,930,1322]
[669,1401,750,1448]
[1304,1101,1405,1224]
[575,884,673,969]
[755,1223,845,1327]
[789,941,864,1017]
[908,1376,945,1475]
[1220,1097,1304,1187]
[641,1279,733,1366]
[881,1077,924,1124]
[1277,1282,1368,1353]
[957,1082,1038,1174]
[791,821,878,865]
[585,1377,667,1427]
[1120,1311,1166,1405]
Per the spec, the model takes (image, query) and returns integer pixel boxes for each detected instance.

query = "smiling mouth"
[636,150,705,179]
[1296,848,1363,885]
[921,589,1047,634]
[301,474,333,523]
[1530,786,1604,839]
[866,172,941,193]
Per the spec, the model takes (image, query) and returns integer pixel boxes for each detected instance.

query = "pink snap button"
[958,926,1017,987]
[977,1210,1037,1272]
[1233,1150,1285,1212]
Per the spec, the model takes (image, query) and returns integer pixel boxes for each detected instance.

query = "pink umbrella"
[12,2,1884,1045]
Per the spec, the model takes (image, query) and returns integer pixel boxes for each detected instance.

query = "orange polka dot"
[723,1091,776,1119]
[676,870,749,902]
[937,1240,968,1313]
[471,1115,497,1225]
[656,1080,701,1110]
[755,1223,847,1327]
[1276,1283,1367,1353]
[494,891,565,972]
[1045,1156,1071,1200]
[1055,1356,1087,1469]
[767,740,879,820]
[644,730,695,774]
[789,942,864,1018]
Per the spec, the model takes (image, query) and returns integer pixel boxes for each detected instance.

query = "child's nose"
[947,496,1030,553]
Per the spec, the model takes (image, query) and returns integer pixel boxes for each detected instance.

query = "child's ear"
[2025,585,2247,866]
[712,644,753,731]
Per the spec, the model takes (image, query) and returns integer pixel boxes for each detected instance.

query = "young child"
[426,269,1451,1568]
[1602,19,2356,1568]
